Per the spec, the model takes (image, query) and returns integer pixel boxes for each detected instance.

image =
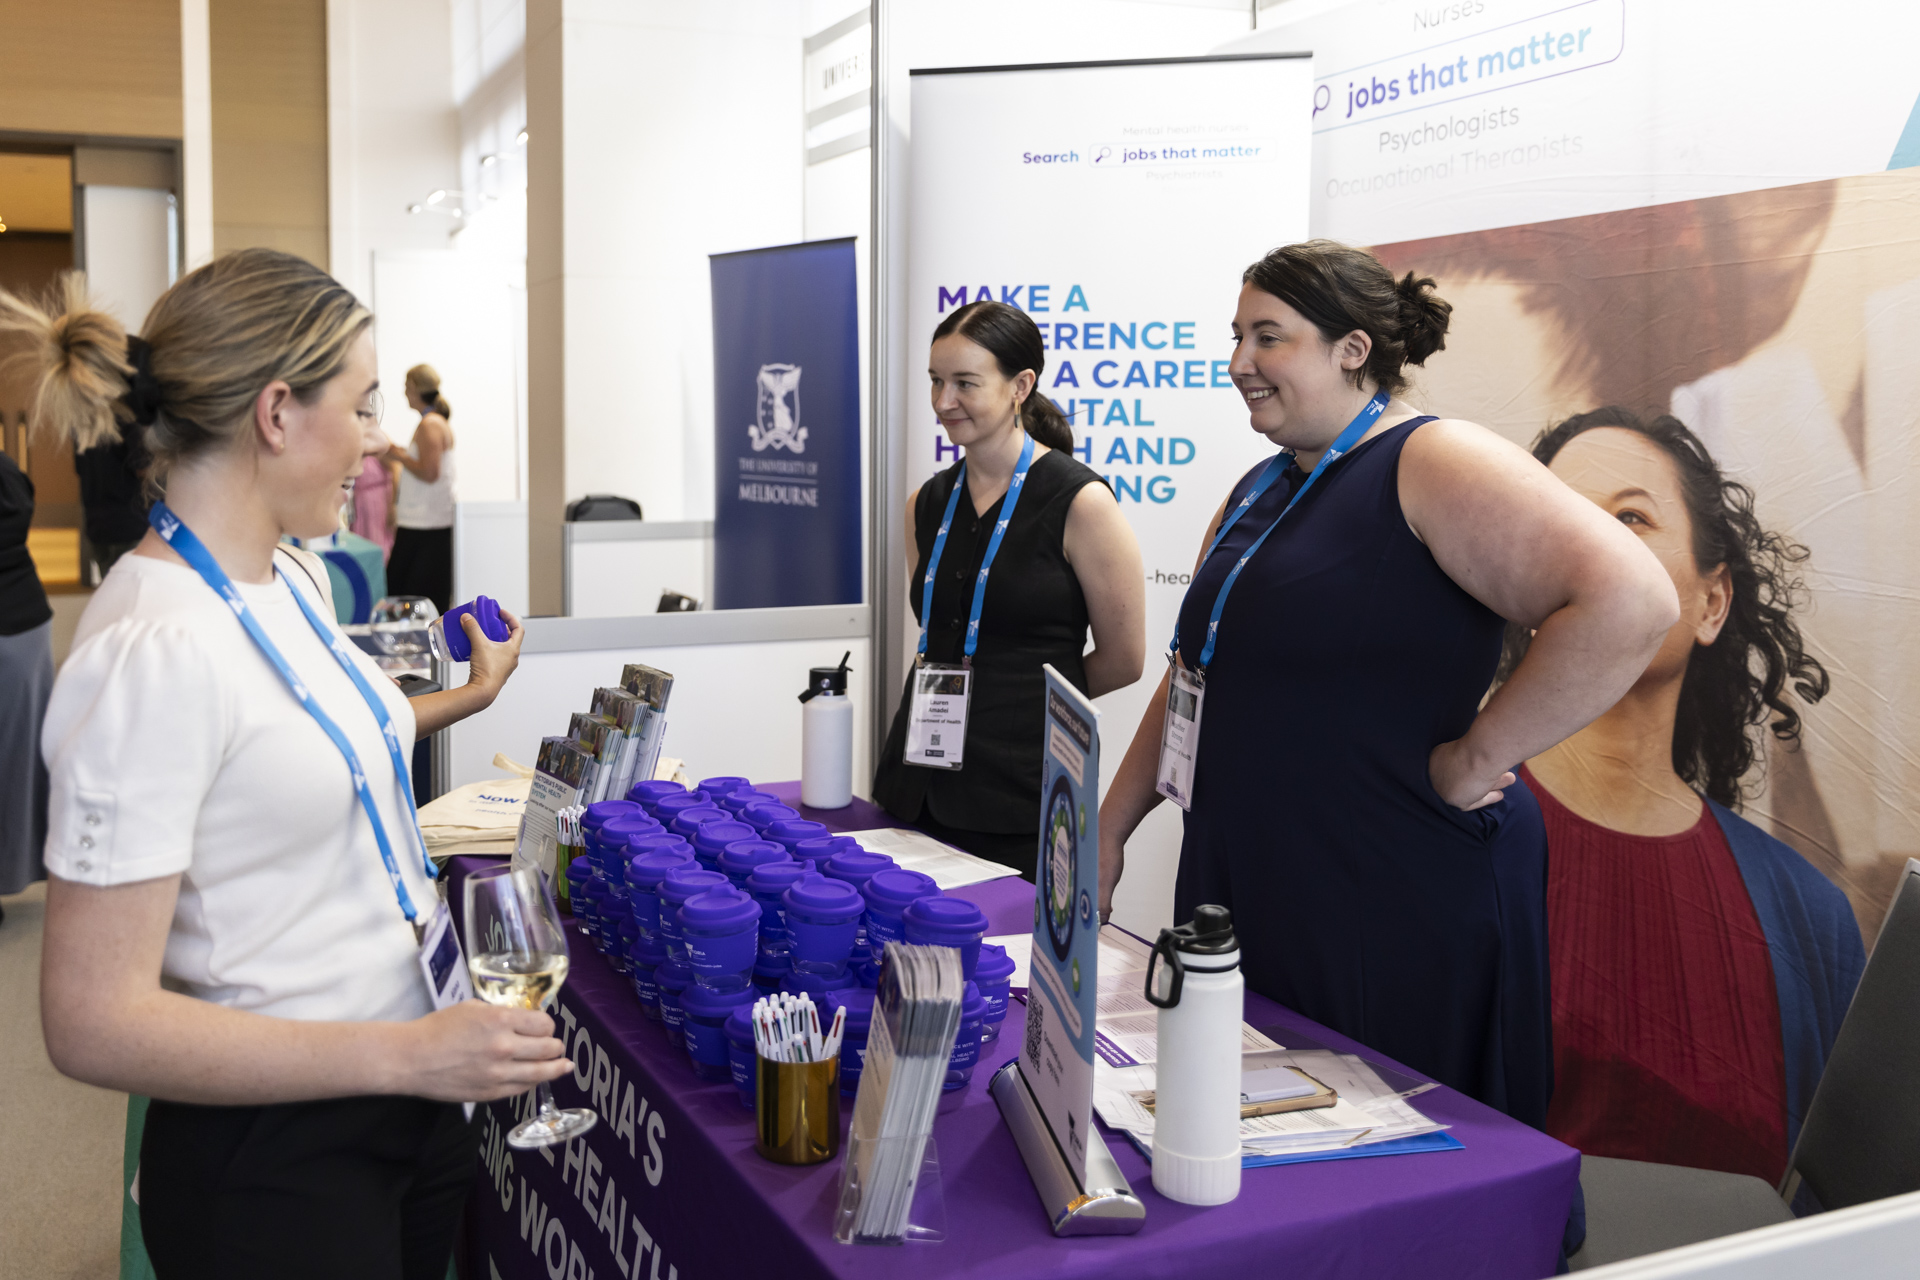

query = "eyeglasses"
[356,388,385,427]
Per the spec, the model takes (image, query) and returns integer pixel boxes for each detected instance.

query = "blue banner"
[710,239,862,609]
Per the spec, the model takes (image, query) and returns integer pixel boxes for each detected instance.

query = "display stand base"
[832,1134,947,1244]
[989,1060,1146,1236]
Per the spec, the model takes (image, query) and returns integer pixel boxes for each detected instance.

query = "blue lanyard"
[916,432,1036,664]
[1174,391,1390,671]
[148,503,437,921]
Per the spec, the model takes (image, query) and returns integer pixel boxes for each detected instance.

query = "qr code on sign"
[1024,988,1044,1065]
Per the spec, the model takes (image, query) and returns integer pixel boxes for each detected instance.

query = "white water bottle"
[1147,904,1244,1205]
[799,652,853,809]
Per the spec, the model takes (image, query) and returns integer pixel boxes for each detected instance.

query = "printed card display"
[1019,665,1102,1185]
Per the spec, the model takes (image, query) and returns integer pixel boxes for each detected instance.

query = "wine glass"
[369,595,438,656]
[463,863,598,1149]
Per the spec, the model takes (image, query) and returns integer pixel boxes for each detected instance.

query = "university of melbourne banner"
[711,239,862,609]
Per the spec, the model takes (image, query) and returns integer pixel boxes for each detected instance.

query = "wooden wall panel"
[0,0,183,138]
[209,0,328,267]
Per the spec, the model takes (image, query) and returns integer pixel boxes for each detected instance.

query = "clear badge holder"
[831,1134,947,1245]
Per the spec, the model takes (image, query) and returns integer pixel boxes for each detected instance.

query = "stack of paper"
[838,827,1021,890]
[835,943,965,1243]
[1088,927,1447,1160]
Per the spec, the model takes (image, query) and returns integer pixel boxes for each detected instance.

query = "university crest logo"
[749,363,808,453]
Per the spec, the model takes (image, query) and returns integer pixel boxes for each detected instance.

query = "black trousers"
[140,1095,475,1280]
[388,526,454,613]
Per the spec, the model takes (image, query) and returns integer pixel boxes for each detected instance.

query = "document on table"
[984,933,1031,987]
[838,828,1020,889]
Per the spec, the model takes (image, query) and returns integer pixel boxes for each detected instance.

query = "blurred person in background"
[0,444,52,919]
[384,364,454,610]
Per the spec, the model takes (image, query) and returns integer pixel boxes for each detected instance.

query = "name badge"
[416,900,474,1011]
[1155,658,1205,811]
[904,663,972,770]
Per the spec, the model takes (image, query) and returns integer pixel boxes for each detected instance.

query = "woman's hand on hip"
[1428,738,1515,811]
[397,1000,572,1102]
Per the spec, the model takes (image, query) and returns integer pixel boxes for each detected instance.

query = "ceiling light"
[406,203,424,214]
[426,190,447,205]
[515,128,529,147]
[480,153,498,167]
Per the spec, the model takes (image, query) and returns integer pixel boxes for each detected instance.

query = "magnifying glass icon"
[1313,84,1330,118]
[1094,145,1112,164]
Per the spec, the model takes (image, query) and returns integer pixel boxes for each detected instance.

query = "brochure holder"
[990,1060,1145,1236]
[831,1134,948,1245]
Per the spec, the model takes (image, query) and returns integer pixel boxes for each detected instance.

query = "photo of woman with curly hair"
[1505,407,1864,1183]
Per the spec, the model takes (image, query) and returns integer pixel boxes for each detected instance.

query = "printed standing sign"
[1021,665,1102,1184]
[710,239,862,609]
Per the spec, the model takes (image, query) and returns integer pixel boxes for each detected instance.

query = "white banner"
[1225,0,1920,244]
[906,55,1315,846]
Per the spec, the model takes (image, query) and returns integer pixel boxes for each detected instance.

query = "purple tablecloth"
[453,786,1576,1280]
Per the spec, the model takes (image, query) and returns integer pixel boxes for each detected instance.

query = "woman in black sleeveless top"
[875,301,1144,876]
[1098,243,1680,1123]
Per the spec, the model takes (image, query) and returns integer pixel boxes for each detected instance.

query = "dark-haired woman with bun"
[874,300,1144,877]
[1508,407,1861,1182]
[1098,241,1681,1125]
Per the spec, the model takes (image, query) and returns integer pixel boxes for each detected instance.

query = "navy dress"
[1174,418,1553,1127]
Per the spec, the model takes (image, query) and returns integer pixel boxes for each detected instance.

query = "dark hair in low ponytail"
[930,299,1073,452]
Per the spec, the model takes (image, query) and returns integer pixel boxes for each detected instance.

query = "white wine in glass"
[463,863,597,1149]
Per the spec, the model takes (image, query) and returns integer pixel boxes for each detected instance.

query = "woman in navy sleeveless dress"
[1099,243,1681,1125]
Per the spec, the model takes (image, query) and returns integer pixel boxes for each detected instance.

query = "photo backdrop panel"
[906,55,1314,933]
[1372,167,1920,940]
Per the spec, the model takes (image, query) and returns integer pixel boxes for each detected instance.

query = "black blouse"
[874,448,1105,835]
[0,453,51,637]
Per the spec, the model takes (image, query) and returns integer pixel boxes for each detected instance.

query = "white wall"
[80,187,176,331]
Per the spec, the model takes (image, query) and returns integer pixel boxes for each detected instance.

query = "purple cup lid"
[793,836,862,865]
[692,820,758,857]
[746,858,815,895]
[719,840,791,880]
[565,859,592,884]
[669,805,729,838]
[678,885,761,932]
[828,988,877,1034]
[724,1005,756,1046]
[438,597,510,662]
[660,867,729,905]
[680,982,755,1020]
[697,776,752,797]
[602,814,665,846]
[628,780,687,810]
[627,847,696,889]
[585,877,612,901]
[780,969,861,998]
[864,868,940,914]
[583,799,643,831]
[656,959,692,990]
[782,873,865,919]
[740,801,800,831]
[973,943,1017,983]
[959,979,986,1020]
[626,835,694,870]
[902,895,989,940]
[629,934,668,966]
[717,787,781,814]
[655,791,713,818]
[825,849,896,888]
[767,819,831,845]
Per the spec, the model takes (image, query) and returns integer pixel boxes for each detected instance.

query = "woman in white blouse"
[2,251,569,1279]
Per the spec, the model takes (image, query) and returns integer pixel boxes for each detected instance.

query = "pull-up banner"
[711,238,862,609]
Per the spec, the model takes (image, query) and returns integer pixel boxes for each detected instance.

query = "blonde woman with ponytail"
[384,362,456,609]
[6,250,563,1278]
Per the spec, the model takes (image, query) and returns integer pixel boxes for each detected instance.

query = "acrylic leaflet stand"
[832,1135,948,1244]
[989,1060,1146,1236]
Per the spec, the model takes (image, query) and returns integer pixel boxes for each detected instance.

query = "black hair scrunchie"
[121,334,164,427]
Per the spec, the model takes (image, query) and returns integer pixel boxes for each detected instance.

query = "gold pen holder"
[755,1054,842,1165]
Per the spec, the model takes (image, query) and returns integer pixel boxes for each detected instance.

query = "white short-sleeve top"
[41,548,434,1024]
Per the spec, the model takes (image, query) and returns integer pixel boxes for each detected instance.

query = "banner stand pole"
[990,1060,1145,1236]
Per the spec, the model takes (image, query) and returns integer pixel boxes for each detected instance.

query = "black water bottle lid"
[1174,904,1237,955]
[798,651,852,703]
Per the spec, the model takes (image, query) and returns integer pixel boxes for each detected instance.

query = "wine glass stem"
[534,1079,563,1124]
